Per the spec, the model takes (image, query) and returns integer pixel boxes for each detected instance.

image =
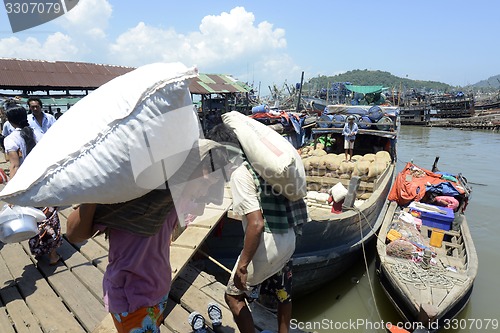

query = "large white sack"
[0,62,200,207]
[222,111,306,201]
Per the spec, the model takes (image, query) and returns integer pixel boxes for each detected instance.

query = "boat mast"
[296,71,304,112]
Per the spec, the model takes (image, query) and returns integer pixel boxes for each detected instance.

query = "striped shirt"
[244,162,308,235]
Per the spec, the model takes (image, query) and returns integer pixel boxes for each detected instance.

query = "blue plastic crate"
[409,202,454,231]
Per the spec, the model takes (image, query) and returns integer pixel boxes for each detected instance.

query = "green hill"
[473,74,500,89]
[305,69,454,92]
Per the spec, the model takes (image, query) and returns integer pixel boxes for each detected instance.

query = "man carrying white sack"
[207,123,308,333]
[66,139,234,333]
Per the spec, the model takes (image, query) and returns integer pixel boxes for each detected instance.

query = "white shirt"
[230,165,261,217]
[2,121,14,136]
[28,112,56,136]
[229,164,295,285]
[4,128,43,165]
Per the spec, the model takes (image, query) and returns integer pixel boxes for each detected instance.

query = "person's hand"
[234,265,248,291]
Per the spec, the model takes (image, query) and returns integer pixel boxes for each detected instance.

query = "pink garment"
[434,196,459,211]
[101,209,178,313]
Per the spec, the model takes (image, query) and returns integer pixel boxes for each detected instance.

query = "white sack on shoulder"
[222,111,306,201]
[0,62,199,207]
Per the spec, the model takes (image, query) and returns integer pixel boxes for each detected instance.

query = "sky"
[1,0,499,96]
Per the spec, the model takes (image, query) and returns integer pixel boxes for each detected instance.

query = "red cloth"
[330,199,344,214]
[388,162,464,206]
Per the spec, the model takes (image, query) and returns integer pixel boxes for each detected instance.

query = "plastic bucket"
[332,114,346,128]
[318,114,333,128]
[368,105,384,121]
[376,116,393,130]
[251,104,268,114]
[429,228,445,248]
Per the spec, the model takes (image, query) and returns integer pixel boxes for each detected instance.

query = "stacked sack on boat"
[299,147,391,202]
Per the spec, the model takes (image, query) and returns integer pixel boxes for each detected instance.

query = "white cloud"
[0,4,296,95]
[0,33,78,61]
[108,6,291,91]
[0,0,111,61]
[58,0,112,39]
[108,22,185,66]
[108,6,288,67]
[43,33,80,59]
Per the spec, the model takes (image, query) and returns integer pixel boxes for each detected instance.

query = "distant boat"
[399,105,430,126]
[302,96,328,116]
[430,95,474,118]
[376,159,477,332]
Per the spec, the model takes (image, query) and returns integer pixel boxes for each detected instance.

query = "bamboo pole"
[198,249,233,274]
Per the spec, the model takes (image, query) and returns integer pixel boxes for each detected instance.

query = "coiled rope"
[389,262,468,290]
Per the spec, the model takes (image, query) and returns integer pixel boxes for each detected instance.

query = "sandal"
[207,302,222,326]
[188,311,206,333]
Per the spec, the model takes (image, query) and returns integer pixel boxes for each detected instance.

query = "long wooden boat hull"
[376,201,478,331]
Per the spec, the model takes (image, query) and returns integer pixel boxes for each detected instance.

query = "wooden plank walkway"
[0,179,233,332]
[0,179,303,333]
[0,149,309,333]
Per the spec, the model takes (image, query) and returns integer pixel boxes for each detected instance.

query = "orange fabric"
[110,297,167,333]
[388,162,464,206]
[386,323,410,333]
[250,112,281,119]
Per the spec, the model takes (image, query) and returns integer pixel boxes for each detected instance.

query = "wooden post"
[296,71,304,112]
[431,156,440,172]
[342,176,361,209]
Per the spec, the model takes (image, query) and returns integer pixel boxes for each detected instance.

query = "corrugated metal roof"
[0,58,134,90]
[0,58,252,95]
[2,96,83,107]
[189,73,252,94]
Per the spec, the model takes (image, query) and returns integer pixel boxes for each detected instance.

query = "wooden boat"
[399,105,430,126]
[302,96,329,116]
[201,105,399,297]
[376,159,477,332]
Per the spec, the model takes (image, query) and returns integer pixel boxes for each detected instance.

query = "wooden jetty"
[0,156,304,333]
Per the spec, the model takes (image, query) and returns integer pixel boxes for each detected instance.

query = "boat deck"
[0,157,302,333]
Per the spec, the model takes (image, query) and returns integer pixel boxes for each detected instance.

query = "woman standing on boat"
[342,115,358,161]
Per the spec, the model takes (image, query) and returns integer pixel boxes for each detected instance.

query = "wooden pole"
[296,71,305,112]
[198,249,233,274]
[326,81,330,104]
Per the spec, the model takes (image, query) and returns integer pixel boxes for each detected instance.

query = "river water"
[292,125,500,333]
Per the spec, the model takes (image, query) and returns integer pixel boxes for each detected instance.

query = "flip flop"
[207,302,222,326]
[188,311,206,333]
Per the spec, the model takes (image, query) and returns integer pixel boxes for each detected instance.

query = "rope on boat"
[390,262,468,290]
